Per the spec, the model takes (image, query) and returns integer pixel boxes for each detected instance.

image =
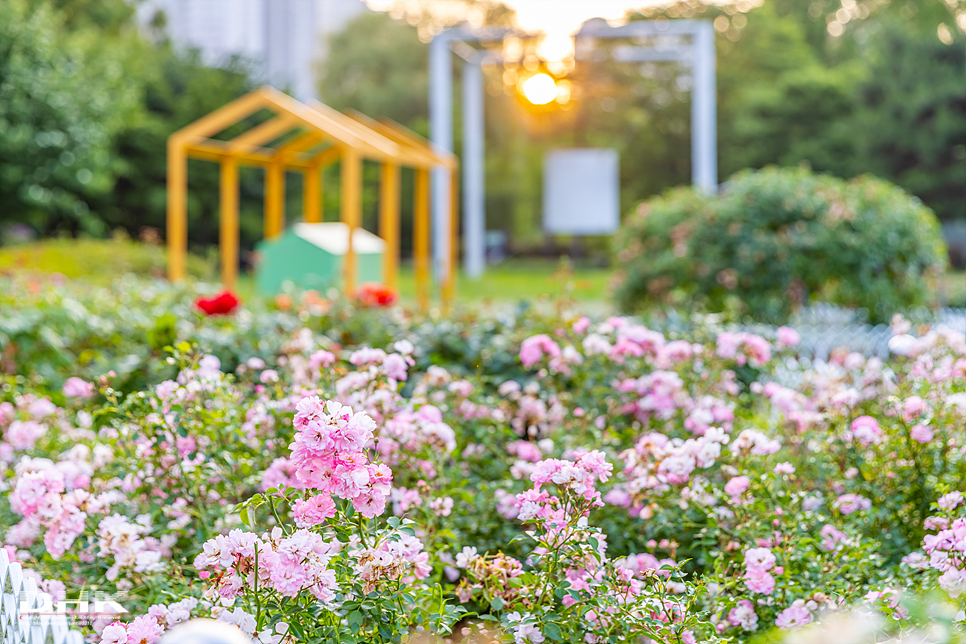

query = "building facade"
[138,0,369,100]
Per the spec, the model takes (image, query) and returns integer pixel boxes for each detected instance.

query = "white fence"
[1,550,84,644]
[787,304,966,361]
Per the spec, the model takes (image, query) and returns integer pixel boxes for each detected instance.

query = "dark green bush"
[612,166,948,323]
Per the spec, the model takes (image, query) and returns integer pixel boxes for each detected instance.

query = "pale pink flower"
[728,599,758,631]
[725,476,751,497]
[293,494,336,527]
[938,491,964,511]
[835,494,872,515]
[62,377,95,399]
[775,601,812,629]
[743,568,775,594]
[776,326,800,348]
[911,424,934,443]
[848,416,882,447]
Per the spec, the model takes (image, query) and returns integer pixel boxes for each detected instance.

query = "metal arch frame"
[429,20,717,278]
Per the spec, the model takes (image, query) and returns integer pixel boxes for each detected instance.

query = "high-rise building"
[138,0,369,100]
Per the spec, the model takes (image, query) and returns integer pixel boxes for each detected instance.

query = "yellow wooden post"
[166,136,188,282]
[304,165,322,223]
[341,149,362,296]
[219,158,239,291]
[414,167,431,311]
[379,162,400,290]
[443,166,458,308]
[265,161,285,238]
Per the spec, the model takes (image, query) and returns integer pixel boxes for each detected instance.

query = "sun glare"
[521,73,558,105]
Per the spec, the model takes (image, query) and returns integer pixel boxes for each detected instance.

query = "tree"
[0,0,137,237]
[91,45,258,250]
[319,12,430,132]
[847,24,966,222]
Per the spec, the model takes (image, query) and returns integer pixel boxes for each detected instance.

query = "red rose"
[356,282,398,308]
[195,290,240,316]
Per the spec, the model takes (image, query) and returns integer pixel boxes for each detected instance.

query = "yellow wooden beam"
[167,137,188,282]
[304,164,322,224]
[444,166,458,308]
[265,162,285,239]
[414,167,431,311]
[274,132,326,158]
[220,158,239,291]
[378,118,459,170]
[348,111,451,170]
[260,90,401,162]
[379,162,400,290]
[186,141,314,169]
[227,116,300,153]
[173,89,269,142]
[306,145,343,169]
[341,149,363,296]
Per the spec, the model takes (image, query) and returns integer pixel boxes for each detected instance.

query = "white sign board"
[543,148,620,235]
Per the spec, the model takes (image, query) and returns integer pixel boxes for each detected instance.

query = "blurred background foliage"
[0,0,963,265]
[317,0,965,260]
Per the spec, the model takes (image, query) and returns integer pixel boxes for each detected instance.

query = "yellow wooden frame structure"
[166,85,457,308]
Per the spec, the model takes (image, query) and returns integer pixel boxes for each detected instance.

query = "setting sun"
[521,73,558,105]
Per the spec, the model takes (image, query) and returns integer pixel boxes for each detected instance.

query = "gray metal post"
[429,33,452,285]
[691,21,717,192]
[462,60,485,278]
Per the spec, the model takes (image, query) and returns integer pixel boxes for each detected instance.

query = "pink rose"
[910,424,934,443]
[62,377,95,399]
[776,326,800,348]
[725,476,751,497]
[293,494,337,528]
[743,568,775,594]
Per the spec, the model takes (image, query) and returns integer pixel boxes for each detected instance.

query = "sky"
[502,0,663,60]
[363,0,680,59]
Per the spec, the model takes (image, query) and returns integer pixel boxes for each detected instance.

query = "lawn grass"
[0,237,611,308]
[233,258,613,310]
[6,237,963,314]
[397,259,612,305]
[0,236,215,284]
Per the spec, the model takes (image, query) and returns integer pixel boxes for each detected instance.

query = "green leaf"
[348,610,364,631]
[544,622,563,641]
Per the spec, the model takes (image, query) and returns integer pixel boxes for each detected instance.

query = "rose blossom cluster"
[921,492,966,598]
[715,332,772,367]
[288,397,392,519]
[194,527,340,603]
[515,451,612,531]
[6,456,118,560]
[607,428,732,515]
[615,371,685,423]
[1,393,87,455]
[100,597,199,644]
[496,380,567,439]
[742,547,778,595]
[519,334,562,368]
[844,416,883,447]
[351,532,431,593]
[379,404,457,469]
[96,513,169,582]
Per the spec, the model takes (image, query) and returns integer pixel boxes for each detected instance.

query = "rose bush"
[612,167,948,323]
[1,274,965,642]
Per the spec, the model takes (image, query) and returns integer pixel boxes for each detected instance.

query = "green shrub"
[612,166,948,323]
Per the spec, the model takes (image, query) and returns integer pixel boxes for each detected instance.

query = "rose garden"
[2,0,965,642]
